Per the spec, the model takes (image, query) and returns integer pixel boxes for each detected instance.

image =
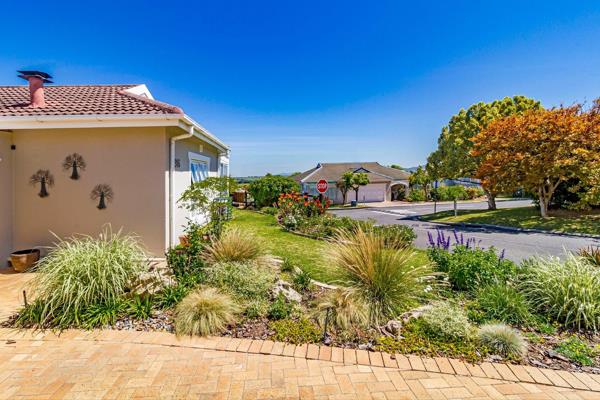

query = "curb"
[1,328,599,392]
[416,217,600,240]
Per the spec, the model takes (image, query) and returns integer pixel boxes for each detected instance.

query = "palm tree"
[30,170,54,197]
[62,153,86,180]
[91,184,113,209]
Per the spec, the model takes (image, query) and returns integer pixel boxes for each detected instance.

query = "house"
[0,71,229,263]
[293,162,410,204]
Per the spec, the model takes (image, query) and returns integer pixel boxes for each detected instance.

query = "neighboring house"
[294,162,410,204]
[0,71,229,263]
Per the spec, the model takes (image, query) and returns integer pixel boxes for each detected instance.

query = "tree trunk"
[484,189,497,210]
[539,193,549,218]
[538,180,560,219]
[355,189,359,203]
[342,190,347,205]
[453,199,458,216]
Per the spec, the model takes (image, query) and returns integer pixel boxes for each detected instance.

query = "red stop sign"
[316,179,328,193]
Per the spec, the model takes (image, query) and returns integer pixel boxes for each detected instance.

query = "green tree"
[247,175,300,208]
[336,171,355,205]
[351,173,370,203]
[390,164,404,170]
[408,166,432,200]
[427,96,541,210]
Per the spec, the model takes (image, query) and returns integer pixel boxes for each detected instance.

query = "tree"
[351,173,370,203]
[408,166,432,200]
[390,164,404,170]
[427,96,542,210]
[445,186,467,216]
[472,103,600,218]
[247,175,300,208]
[336,171,355,205]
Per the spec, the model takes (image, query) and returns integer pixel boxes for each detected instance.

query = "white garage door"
[360,186,385,202]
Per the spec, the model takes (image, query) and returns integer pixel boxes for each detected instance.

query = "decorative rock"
[273,279,302,302]
[546,349,570,362]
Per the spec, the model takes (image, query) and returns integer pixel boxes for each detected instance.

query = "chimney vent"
[17,70,53,108]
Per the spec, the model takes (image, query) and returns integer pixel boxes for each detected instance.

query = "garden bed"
[7,199,600,376]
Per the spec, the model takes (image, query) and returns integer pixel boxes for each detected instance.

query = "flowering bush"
[277,192,332,221]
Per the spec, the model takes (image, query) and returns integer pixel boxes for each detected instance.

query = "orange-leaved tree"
[472,102,600,218]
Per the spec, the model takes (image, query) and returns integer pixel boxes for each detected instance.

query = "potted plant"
[10,249,40,272]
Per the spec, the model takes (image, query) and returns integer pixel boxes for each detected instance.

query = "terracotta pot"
[10,249,40,273]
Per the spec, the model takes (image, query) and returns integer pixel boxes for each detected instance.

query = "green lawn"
[230,209,429,283]
[421,206,600,235]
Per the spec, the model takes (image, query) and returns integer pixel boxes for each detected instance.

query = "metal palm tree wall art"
[91,184,113,209]
[62,153,86,180]
[30,170,54,197]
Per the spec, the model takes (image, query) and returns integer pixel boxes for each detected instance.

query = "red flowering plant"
[275,192,331,228]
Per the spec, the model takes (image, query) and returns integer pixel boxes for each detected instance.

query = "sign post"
[433,180,439,214]
[316,179,328,202]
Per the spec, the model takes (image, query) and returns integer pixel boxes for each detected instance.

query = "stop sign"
[316,179,328,194]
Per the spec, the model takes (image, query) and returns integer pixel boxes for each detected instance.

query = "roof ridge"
[0,84,139,88]
[117,90,183,114]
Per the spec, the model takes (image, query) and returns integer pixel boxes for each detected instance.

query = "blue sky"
[2,1,600,176]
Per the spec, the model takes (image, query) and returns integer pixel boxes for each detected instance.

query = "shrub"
[260,206,278,215]
[330,228,436,325]
[474,284,533,326]
[313,288,367,331]
[248,175,300,208]
[156,284,190,309]
[203,228,265,265]
[477,323,527,359]
[443,245,516,291]
[205,261,274,302]
[26,227,146,327]
[166,223,206,280]
[80,300,125,328]
[465,187,485,200]
[421,302,473,341]
[280,257,295,273]
[124,294,153,320]
[372,225,416,249]
[270,318,321,344]
[579,246,600,267]
[293,270,312,292]
[268,293,294,320]
[174,288,239,336]
[277,192,331,218]
[245,300,269,319]
[520,254,600,331]
[555,336,598,366]
[408,189,426,202]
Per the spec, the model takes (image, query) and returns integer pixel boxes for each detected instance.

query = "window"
[188,152,211,184]
[219,162,229,177]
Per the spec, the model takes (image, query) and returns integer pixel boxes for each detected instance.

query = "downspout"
[168,125,194,249]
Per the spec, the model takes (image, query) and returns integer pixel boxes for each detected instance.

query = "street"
[330,199,600,262]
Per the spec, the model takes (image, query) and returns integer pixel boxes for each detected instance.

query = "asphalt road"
[330,199,600,262]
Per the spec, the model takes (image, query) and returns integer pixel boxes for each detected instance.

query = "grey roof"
[295,162,411,183]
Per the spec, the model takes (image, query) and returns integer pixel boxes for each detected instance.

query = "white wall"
[0,133,13,265]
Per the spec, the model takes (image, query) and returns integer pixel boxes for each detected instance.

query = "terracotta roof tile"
[0,85,182,117]
[295,162,411,183]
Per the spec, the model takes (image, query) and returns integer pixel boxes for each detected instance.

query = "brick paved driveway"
[1,269,599,399]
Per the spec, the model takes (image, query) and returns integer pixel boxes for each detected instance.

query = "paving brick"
[247,340,263,354]
[343,348,357,365]
[395,354,412,370]
[382,352,397,369]
[282,343,296,357]
[492,363,519,381]
[539,368,571,388]
[507,364,535,383]
[331,346,344,363]
[434,357,455,375]
[270,341,284,356]
[407,355,426,371]
[370,352,385,367]
[307,344,320,359]
[294,344,308,358]
[318,346,332,361]
[422,357,440,373]
[259,340,274,355]
[356,349,370,365]
[448,359,470,376]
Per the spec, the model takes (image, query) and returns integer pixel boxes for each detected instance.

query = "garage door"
[360,188,385,202]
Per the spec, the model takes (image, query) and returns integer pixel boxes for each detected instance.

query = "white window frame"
[188,152,211,183]
[218,154,230,177]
